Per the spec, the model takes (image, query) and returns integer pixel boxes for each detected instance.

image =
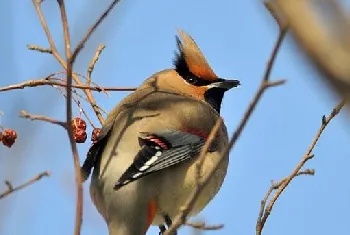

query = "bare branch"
[0,78,136,92]
[32,0,58,54]
[54,86,97,128]
[256,100,345,235]
[257,168,315,229]
[87,44,106,85]
[27,44,52,54]
[0,171,50,200]
[20,110,67,128]
[56,1,83,234]
[263,29,287,82]
[185,221,224,231]
[70,0,121,65]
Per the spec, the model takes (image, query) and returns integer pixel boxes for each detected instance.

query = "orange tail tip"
[144,200,157,234]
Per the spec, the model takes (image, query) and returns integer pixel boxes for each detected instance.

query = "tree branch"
[27,44,52,54]
[0,78,135,92]
[0,171,50,200]
[87,44,106,85]
[256,100,345,235]
[56,1,83,235]
[70,0,122,65]
[20,110,67,128]
[185,221,224,231]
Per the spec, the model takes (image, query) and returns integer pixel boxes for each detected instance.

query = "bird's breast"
[152,149,229,224]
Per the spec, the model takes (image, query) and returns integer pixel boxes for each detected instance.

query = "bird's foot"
[158,225,166,235]
[157,214,177,235]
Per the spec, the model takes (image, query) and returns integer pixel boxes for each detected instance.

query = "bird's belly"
[89,149,144,223]
[152,154,229,225]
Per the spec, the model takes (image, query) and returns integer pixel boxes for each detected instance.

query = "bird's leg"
[162,214,177,234]
[164,214,173,227]
[158,224,166,235]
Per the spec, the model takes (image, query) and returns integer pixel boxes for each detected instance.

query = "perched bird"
[81,29,240,235]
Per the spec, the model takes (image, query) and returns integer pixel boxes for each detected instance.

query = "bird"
[81,29,240,235]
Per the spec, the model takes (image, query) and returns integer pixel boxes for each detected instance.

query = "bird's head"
[143,29,240,113]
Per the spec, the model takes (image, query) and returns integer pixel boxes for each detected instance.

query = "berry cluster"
[0,118,100,147]
[72,117,101,144]
[91,127,101,143]
[0,128,17,148]
[72,117,87,143]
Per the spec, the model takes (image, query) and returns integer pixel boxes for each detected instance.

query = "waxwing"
[81,29,240,235]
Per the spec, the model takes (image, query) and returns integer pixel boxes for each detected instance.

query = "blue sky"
[1,1,349,235]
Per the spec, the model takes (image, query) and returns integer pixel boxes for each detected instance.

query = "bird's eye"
[187,76,198,85]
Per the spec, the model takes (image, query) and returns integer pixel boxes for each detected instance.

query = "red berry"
[91,128,101,143]
[2,128,17,148]
[73,129,87,143]
[72,117,87,131]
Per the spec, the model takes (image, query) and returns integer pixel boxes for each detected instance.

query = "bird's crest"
[174,29,218,81]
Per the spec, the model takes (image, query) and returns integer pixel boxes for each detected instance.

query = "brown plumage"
[81,29,240,235]
[176,29,218,80]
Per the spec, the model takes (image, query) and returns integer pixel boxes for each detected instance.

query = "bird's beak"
[208,79,241,90]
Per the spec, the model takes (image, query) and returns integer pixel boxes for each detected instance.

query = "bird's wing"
[80,119,114,182]
[113,129,209,190]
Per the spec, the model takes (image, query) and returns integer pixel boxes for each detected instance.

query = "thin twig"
[0,171,50,200]
[0,78,136,92]
[70,91,97,128]
[87,44,106,85]
[27,44,52,54]
[32,0,58,54]
[54,86,96,129]
[70,0,121,65]
[60,72,112,97]
[0,111,4,130]
[263,28,287,82]
[57,0,71,58]
[20,110,67,128]
[257,168,315,227]
[185,221,224,231]
[256,100,345,235]
[61,71,112,97]
[165,11,287,234]
[72,90,108,115]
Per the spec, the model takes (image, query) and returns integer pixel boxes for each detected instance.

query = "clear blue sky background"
[1,1,349,235]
